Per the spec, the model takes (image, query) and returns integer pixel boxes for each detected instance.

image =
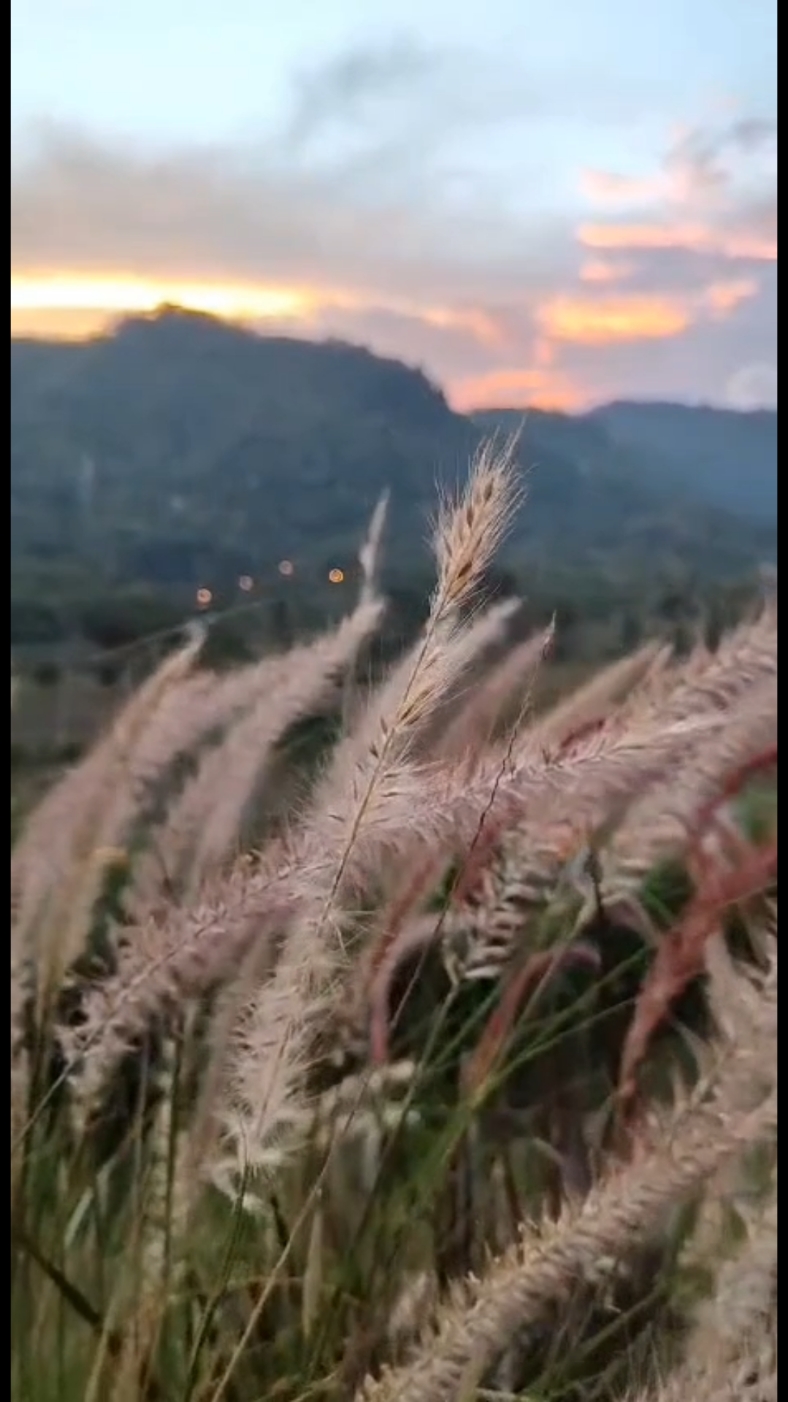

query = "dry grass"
[10,441,778,1402]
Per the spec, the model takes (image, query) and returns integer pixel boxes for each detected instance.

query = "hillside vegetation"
[11,444,777,1402]
[11,308,776,656]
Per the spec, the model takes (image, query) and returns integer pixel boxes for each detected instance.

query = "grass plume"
[10,437,778,1402]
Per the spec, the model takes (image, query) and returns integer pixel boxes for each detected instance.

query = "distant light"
[278,559,295,577]
[328,568,345,584]
[196,587,213,608]
[238,574,254,592]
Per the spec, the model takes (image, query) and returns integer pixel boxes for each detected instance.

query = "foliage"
[11,309,776,660]
[10,447,777,1402]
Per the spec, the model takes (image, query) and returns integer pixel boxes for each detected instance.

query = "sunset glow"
[10,0,776,412]
[452,366,588,414]
[579,259,635,284]
[9,274,508,358]
[538,295,691,345]
[11,274,316,322]
[9,258,771,410]
[578,223,778,261]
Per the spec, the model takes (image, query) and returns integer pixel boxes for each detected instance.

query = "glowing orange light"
[10,274,312,320]
[328,568,345,584]
[238,574,254,592]
[278,559,295,577]
[196,587,213,608]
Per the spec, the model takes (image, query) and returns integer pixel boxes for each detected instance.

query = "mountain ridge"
[11,308,776,648]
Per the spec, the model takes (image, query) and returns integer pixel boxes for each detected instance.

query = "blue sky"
[11,0,778,409]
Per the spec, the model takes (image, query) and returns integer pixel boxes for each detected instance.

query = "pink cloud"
[578,169,663,205]
[579,258,636,284]
[578,221,776,261]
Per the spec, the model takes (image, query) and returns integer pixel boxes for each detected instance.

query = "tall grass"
[11,442,777,1402]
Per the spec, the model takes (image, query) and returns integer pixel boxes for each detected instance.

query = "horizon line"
[10,302,778,418]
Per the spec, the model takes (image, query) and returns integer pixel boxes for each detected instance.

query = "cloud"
[11,120,576,304]
[700,279,759,317]
[663,117,777,205]
[9,98,576,402]
[725,361,778,410]
[11,272,315,319]
[537,294,692,345]
[579,258,636,284]
[577,116,777,269]
[580,116,777,213]
[451,366,586,413]
[285,37,440,150]
[10,48,778,411]
[9,306,119,339]
[578,220,776,261]
[579,171,662,205]
[538,267,776,408]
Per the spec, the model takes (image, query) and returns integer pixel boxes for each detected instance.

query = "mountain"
[12,309,471,586]
[11,309,776,648]
[473,403,777,525]
[589,401,777,524]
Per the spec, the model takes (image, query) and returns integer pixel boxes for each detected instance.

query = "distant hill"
[11,308,776,648]
[12,309,471,588]
[590,401,777,523]
[473,402,777,525]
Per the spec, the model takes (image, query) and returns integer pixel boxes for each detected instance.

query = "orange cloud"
[10,307,112,339]
[10,271,508,351]
[700,279,758,317]
[579,259,635,284]
[537,294,691,346]
[532,337,557,368]
[451,366,588,413]
[578,222,777,261]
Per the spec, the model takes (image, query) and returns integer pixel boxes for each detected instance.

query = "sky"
[10,0,778,411]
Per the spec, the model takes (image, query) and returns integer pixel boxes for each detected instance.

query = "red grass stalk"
[689,813,752,887]
[462,942,603,1097]
[449,820,507,905]
[554,715,607,760]
[618,838,778,1117]
[364,855,445,987]
[366,810,528,1065]
[687,744,778,880]
[367,915,446,1066]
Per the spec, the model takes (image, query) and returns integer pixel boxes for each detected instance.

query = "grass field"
[11,442,777,1402]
